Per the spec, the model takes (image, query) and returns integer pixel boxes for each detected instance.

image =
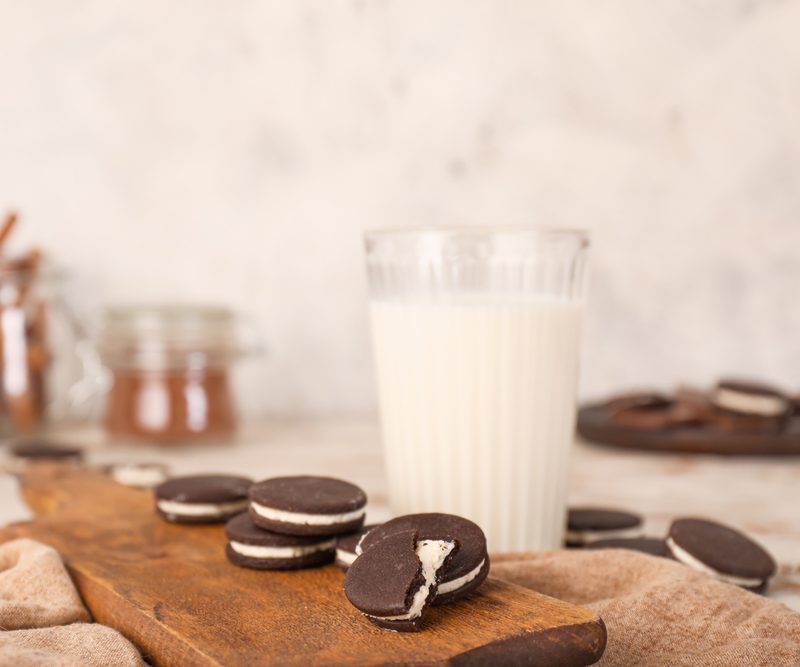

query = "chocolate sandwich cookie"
[356,513,489,605]
[566,508,644,547]
[606,392,671,413]
[711,380,789,433]
[666,518,776,592]
[607,393,678,429]
[10,439,83,463]
[155,474,252,523]
[225,512,336,570]
[249,476,367,536]
[335,524,376,571]
[111,462,169,489]
[609,392,709,429]
[586,536,669,558]
[344,529,457,632]
[671,387,715,425]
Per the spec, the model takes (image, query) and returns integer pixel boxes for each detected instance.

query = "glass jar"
[99,305,243,444]
[0,262,96,437]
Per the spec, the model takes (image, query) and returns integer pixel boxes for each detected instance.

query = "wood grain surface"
[3,465,606,666]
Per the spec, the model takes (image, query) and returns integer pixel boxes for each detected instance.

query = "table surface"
[2,417,798,611]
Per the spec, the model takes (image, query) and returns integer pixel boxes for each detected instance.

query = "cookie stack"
[153,473,368,569]
[227,475,367,570]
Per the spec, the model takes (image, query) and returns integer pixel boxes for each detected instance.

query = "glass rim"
[100,304,237,348]
[364,225,589,242]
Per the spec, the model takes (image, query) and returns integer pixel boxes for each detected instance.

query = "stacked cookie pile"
[152,473,490,631]
[154,474,367,569]
[230,476,368,569]
[566,507,777,593]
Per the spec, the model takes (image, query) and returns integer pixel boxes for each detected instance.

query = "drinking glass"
[365,227,589,551]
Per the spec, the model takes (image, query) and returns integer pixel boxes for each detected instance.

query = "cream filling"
[250,501,365,526]
[354,539,485,596]
[336,549,357,566]
[666,538,764,587]
[372,539,456,622]
[156,498,248,517]
[113,465,167,488]
[566,526,644,544]
[437,558,486,595]
[229,539,335,559]
[713,388,787,417]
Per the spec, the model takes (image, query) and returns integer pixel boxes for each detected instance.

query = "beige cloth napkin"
[493,549,800,667]
[0,538,144,667]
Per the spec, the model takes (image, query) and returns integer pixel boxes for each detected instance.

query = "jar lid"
[100,304,238,370]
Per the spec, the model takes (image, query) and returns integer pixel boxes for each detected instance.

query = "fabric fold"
[0,538,89,630]
[493,549,800,667]
[0,538,144,667]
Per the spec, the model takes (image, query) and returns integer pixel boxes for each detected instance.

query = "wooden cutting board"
[2,465,606,666]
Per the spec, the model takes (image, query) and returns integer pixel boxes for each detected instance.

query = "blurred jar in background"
[0,260,95,437]
[99,305,245,444]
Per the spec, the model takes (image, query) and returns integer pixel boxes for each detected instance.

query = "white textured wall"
[2,1,799,415]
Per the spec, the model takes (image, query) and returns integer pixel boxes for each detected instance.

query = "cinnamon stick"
[0,212,18,250]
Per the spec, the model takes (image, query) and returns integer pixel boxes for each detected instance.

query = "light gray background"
[2,1,799,415]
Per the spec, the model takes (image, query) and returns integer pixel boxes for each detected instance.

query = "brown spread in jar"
[100,305,239,444]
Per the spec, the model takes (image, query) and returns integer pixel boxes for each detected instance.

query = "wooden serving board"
[578,404,800,456]
[2,465,606,666]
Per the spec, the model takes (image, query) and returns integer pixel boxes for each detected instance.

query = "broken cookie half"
[344,529,458,631]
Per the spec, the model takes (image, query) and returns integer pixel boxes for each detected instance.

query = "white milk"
[370,295,582,552]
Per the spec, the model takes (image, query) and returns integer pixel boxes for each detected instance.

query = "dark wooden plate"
[578,404,800,456]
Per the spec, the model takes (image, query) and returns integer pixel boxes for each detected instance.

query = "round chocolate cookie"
[607,393,675,429]
[608,391,710,429]
[357,513,489,605]
[671,387,715,426]
[335,524,377,571]
[225,512,336,570]
[666,518,776,592]
[566,508,643,547]
[155,474,252,524]
[586,536,669,558]
[606,392,672,413]
[10,439,83,462]
[249,476,367,536]
[345,529,457,632]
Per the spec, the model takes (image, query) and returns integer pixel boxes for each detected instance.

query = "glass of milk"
[365,227,589,552]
